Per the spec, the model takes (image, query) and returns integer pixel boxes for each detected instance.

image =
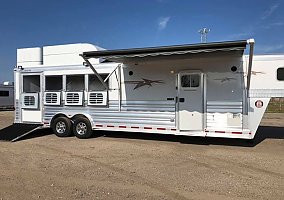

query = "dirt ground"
[0,111,283,200]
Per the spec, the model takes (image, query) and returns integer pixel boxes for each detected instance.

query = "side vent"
[21,93,39,109]
[88,92,107,106]
[65,92,83,106]
[44,92,61,105]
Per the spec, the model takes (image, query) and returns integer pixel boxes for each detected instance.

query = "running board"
[0,123,42,142]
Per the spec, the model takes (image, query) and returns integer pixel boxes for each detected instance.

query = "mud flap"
[0,123,42,142]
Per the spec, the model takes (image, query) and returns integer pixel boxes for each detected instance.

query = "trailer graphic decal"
[251,71,265,75]
[214,77,236,83]
[242,71,265,76]
[125,78,163,90]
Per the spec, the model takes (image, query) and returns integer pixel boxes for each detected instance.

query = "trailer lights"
[17,66,24,70]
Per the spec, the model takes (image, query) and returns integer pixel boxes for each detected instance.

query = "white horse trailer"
[12,39,284,140]
[0,83,14,110]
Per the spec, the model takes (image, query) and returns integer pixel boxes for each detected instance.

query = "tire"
[73,117,93,139]
[52,116,72,137]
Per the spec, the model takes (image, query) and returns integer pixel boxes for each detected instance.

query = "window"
[88,74,109,91]
[277,68,284,81]
[181,74,200,88]
[66,75,85,91]
[0,91,9,96]
[23,75,40,93]
[45,76,63,91]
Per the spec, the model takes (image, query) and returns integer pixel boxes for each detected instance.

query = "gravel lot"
[0,111,283,200]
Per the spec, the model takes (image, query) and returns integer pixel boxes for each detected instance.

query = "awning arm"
[246,39,255,92]
[104,64,121,82]
[80,54,109,90]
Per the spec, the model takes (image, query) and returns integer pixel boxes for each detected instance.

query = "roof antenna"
[198,28,210,43]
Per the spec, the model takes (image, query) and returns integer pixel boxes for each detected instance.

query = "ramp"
[0,123,42,142]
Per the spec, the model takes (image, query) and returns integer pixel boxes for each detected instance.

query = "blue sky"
[0,0,283,82]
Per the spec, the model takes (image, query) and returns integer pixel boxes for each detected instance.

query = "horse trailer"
[12,39,284,140]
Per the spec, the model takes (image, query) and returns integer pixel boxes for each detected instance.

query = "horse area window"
[66,75,85,91]
[45,76,63,91]
[23,75,40,93]
[88,74,109,91]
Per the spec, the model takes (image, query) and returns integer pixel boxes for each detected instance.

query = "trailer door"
[21,74,43,123]
[178,71,204,131]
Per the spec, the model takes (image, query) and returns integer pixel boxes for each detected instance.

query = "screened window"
[23,75,40,92]
[181,74,200,88]
[277,68,284,81]
[66,75,85,91]
[0,91,9,96]
[88,74,109,91]
[45,76,63,91]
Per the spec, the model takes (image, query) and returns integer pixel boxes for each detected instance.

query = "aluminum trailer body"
[13,40,284,140]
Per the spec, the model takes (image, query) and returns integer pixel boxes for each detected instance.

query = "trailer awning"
[82,40,248,62]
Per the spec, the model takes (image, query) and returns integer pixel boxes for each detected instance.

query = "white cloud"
[256,44,284,53]
[158,17,170,30]
[262,3,279,20]
[271,22,284,26]
[263,22,284,29]
[226,32,253,40]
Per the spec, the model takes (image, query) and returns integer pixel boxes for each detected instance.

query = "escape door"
[178,71,204,131]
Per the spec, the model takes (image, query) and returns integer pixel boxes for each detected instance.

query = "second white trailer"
[0,83,14,110]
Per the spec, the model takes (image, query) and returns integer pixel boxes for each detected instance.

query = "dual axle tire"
[52,117,72,137]
[52,116,93,139]
[73,117,93,139]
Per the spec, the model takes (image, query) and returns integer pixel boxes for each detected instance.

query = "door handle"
[179,98,185,102]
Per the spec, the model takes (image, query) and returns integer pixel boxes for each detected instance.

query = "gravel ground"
[0,111,283,200]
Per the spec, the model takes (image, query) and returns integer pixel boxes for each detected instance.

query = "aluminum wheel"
[73,117,93,139]
[56,121,66,134]
[76,122,87,135]
[52,117,72,137]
